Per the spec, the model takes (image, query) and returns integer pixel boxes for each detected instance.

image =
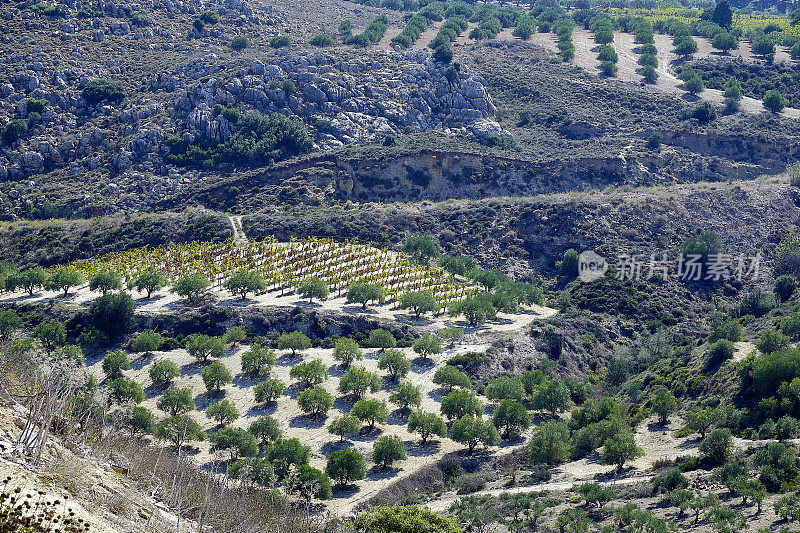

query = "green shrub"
[82,79,125,105]
[230,36,249,50]
[310,34,334,47]
[269,34,291,48]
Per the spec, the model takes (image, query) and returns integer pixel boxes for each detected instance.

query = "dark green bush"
[230,36,249,50]
[82,79,125,105]
[269,35,291,48]
[164,110,312,168]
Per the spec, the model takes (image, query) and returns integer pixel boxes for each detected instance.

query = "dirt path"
[732,341,756,363]
[426,415,697,513]
[228,215,247,247]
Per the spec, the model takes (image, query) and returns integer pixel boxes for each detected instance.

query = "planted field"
[60,237,478,309]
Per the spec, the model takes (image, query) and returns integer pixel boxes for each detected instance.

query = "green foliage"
[102,349,130,379]
[155,415,205,449]
[164,111,312,168]
[651,388,679,424]
[441,389,483,420]
[451,415,500,453]
[201,361,232,392]
[132,330,165,355]
[351,399,389,428]
[224,325,247,346]
[241,344,276,375]
[432,365,470,393]
[577,482,615,508]
[157,386,195,415]
[210,427,258,461]
[277,330,311,355]
[378,349,410,380]
[764,89,787,113]
[172,274,210,302]
[400,291,441,318]
[684,406,716,438]
[289,465,332,501]
[328,414,362,442]
[532,379,571,417]
[266,438,311,480]
[601,430,643,471]
[354,505,462,533]
[373,435,408,468]
[310,33,334,47]
[389,382,422,410]
[402,234,440,263]
[326,449,366,485]
[699,428,732,466]
[298,386,334,417]
[339,367,381,399]
[199,10,219,24]
[269,34,291,48]
[82,79,125,105]
[131,269,166,298]
[0,310,22,340]
[757,330,790,355]
[108,377,144,404]
[408,410,446,444]
[254,377,285,403]
[90,269,122,295]
[290,359,328,388]
[33,320,66,355]
[224,270,265,300]
[369,328,396,350]
[129,406,156,434]
[692,101,717,123]
[297,277,328,302]
[186,334,226,362]
[343,15,388,46]
[513,15,536,40]
[149,359,180,385]
[346,282,386,309]
[492,399,530,439]
[711,31,738,52]
[333,337,363,366]
[1,119,27,144]
[229,457,275,486]
[413,333,442,359]
[249,415,282,446]
[47,266,84,297]
[449,294,496,326]
[529,420,571,465]
[230,36,249,50]
[776,275,797,303]
[597,45,618,63]
[485,376,524,402]
[206,399,240,426]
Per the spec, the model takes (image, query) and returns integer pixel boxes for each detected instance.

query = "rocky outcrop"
[175,49,505,150]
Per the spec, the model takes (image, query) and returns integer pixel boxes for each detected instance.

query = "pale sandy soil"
[427,414,699,512]
[84,331,544,515]
[732,341,756,363]
[1,277,556,516]
[466,26,800,119]
[0,406,189,532]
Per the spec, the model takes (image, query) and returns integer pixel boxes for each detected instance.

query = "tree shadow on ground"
[367,465,401,481]
[406,440,441,457]
[247,402,276,417]
[289,414,326,429]
[332,484,360,499]
[321,440,353,456]
[388,409,409,426]
[352,426,384,442]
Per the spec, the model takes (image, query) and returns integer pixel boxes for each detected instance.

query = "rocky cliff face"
[174,48,505,152]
